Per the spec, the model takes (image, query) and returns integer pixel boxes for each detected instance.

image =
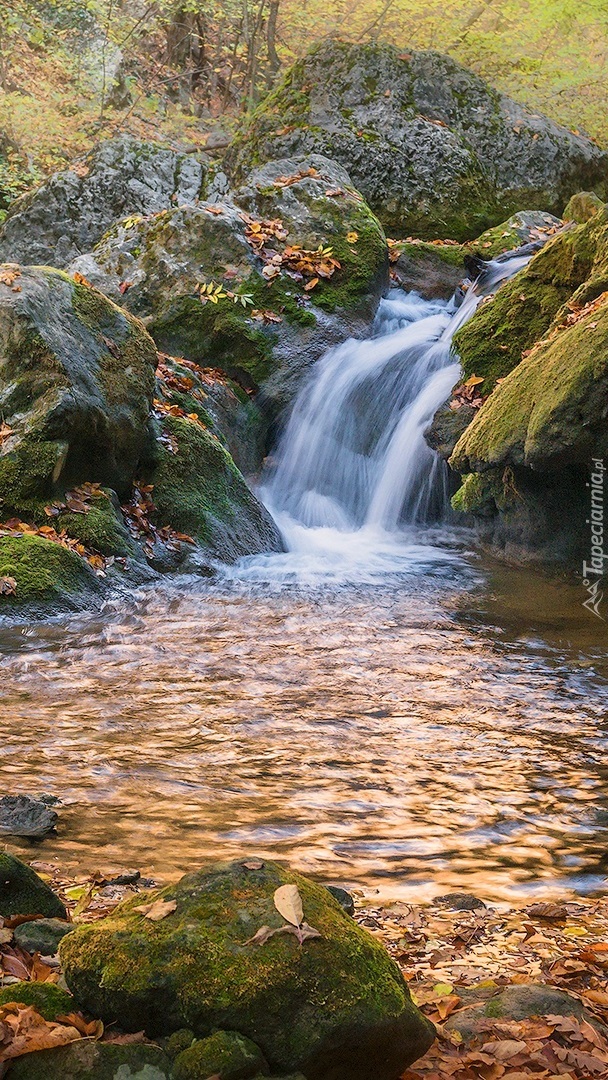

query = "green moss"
[0,853,67,919]
[151,296,275,387]
[484,998,505,1018]
[0,534,92,603]
[0,981,74,1021]
[0,439,68,508]
[149,416,260,551]
[56,499,131,555]
[173,1030,267,1080]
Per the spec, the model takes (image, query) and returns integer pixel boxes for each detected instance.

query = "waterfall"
[265,255,529,539]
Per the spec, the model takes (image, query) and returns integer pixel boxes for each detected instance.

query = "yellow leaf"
[346,231,358,243]
[274,884,303,927]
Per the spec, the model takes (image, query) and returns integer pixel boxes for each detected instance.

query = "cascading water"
[265,255,529,541]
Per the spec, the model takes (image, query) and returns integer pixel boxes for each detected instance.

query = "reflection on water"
[0,529,607,902]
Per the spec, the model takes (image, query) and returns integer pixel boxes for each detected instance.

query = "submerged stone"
[60,859,435,1080]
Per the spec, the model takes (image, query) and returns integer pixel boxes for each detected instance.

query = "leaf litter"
[356,894,608,1080]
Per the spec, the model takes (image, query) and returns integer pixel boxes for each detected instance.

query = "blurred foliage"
[0,0,607,209]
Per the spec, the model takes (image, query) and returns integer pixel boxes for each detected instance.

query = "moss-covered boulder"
[452,208,608,391]
[0,135,208,268]
[452,292,608,475]
[147,417,282,561]
[60,860,435,1080]
[173,1030,268,1080]
[7,1041,173,1079]
[0,981,73,1020]
[226,41,607,240]
[449,274,608,559]
[0,534,102,610]
[0,265,157,498]
[0,853,67,918]
[68,156,388,407]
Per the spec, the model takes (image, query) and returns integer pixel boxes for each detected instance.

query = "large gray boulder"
[226,41,608,240]
[0,136,208,267]
[60,859,435,1080]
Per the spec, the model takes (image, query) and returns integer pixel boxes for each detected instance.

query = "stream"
[1,266,607,903]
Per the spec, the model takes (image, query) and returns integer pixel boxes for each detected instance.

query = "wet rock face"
[0,136,209,267]
[60,859,435,1080]
[0,795,58,838]
[226,41,608,240]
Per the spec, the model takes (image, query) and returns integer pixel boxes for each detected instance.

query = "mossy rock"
[68,160,388,401]
[0,981,73,1021]
[226,40,607,239]
[155,358,267,477]
[173,1030,268,1080]
[6,1041,173,1079]
[392,211,562,300]
[0,265,157,498]
[232,155,388,319]
[0,534,99,608]
[563,191,605,223]
[452,208,608,390]
[451,290,608,474]
[60,860,435,1080]
[148,417,282,561]
[13,917,73,956]
[0,853,67,918]
[0,134,208,268]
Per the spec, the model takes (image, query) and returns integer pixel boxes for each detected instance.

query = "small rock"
[206,130,231,151]
[434,892,487,911]
[0,795,58,838]
[0,981,74,1021]
[325,885,355,916]
[7,1041,173,1079]
[14,917,72,956]
[0,852,67,919]
[173,1030,268,1080]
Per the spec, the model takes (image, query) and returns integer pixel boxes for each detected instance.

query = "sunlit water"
[1,272,607,903]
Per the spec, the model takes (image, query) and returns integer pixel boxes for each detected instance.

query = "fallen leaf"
[134,899,177,922]
[274,884,303,927]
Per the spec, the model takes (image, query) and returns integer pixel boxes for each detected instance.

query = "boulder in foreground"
[60,859,435,1080]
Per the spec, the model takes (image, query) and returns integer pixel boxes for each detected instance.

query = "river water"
[1,276,607,903]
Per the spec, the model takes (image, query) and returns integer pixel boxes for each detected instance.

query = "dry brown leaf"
[274,884,303,927]
[134,899,177,922]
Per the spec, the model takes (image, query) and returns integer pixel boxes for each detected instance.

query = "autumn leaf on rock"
[0,577,17,597]
[134,899,177,921]
[274,884,304,927]
[0,1003,82,1063]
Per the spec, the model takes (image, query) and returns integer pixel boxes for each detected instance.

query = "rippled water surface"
[1,529,607,902]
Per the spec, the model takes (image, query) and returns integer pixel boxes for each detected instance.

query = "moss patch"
[0,534,93,603]
[0,982,74,1021]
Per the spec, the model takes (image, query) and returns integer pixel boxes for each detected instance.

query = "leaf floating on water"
[134,899,177,921]
[274,884,304,927]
